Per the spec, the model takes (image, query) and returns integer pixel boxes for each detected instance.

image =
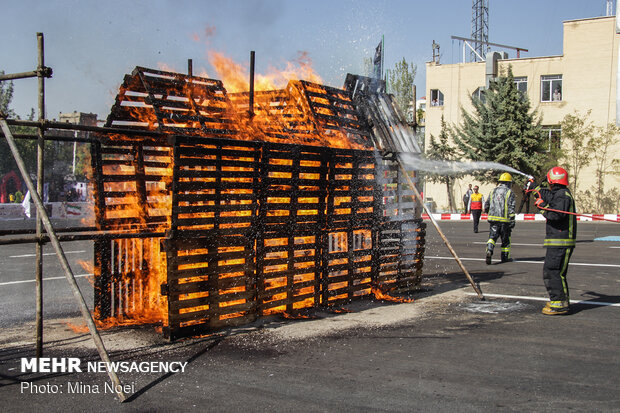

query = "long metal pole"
[35,32,45,358]
[0,119,127,402]
[396,157,485,300]
[0,70,39,81]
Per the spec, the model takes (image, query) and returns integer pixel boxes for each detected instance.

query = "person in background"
[518,177,535,214]
[467,185,484,233]
[484,173,516,264]
[534,166,577,315]
[463,184,473,212]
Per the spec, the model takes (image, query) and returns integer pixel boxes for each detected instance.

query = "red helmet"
[547,166,569,186]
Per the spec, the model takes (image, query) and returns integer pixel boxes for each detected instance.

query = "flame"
[208,50,322,93]
[64,321,89,334]
[371,287,414,304]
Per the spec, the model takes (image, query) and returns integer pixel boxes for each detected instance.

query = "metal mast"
[471,0,489,62]
[607,0,615,16]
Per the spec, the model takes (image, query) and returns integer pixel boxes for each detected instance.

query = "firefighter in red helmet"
[534,166,577,315]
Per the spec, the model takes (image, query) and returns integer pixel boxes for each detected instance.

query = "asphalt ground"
[0,220,618,411]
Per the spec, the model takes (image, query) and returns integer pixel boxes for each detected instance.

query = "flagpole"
[381,34,385,80]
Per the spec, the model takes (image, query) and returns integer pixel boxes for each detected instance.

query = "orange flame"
[208,50,322,93]
[371,287,414,303]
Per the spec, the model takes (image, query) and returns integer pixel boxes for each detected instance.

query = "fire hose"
[531,189,620,223]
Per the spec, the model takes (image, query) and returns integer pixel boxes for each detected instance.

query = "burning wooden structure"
[91,67,425,340]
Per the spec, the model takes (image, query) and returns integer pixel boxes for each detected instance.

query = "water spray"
[397,153,533,180]
[394,154,485,300]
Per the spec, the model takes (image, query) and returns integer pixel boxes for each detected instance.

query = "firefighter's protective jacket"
[537,186,577,248]
[484,183,515,223]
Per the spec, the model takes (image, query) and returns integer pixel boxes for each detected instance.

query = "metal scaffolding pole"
[0,118,127,402]
[35,32,45,358]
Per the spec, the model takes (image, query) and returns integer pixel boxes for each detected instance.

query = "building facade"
[424,16,620,212]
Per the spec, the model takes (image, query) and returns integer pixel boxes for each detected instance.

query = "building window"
[542,126,561,152]
[430,89,444,106]
[541,75,562,102]
[472,87,486,103]
[513,76,527,94]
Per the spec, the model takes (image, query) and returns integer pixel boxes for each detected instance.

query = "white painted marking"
[9,250,86,258]
[0,273,93,286]
[473,242,542,247]
[610,247,620,249]
[466,292,620,308]
[426,256,620,268]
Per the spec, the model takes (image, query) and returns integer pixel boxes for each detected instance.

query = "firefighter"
[467,185,484,233]
[534,166,577,315]
[518,177,535,214]
[484,172,516,264]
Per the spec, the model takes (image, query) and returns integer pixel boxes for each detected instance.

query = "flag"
[373,40,383,79]
[21,190,31,218]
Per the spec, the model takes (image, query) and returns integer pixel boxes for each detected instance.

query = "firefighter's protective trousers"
[543,247,573,304]
[486,221,512,260]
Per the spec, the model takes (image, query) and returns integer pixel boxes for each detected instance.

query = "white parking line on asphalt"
[466,292,620,308]
[473,242,542,247]
[426,256,620,268]
[0,273,93,286]
[9,250,86,258]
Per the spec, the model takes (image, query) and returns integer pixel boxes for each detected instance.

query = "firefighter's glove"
[509,220,515,229]
[534,197,545,209]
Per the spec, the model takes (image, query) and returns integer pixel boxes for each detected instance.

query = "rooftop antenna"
[471,0,489,62]
[432,40,440,64]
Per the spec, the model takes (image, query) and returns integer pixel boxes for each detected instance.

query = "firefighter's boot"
[501,251,513,263]
[541,301,569,315]
[485,250,492,265]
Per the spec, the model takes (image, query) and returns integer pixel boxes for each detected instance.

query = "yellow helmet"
[498,172,512,182]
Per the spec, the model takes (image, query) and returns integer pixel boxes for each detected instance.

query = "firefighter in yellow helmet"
[483,172,516,264]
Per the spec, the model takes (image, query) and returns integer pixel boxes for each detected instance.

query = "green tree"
[0,72,38,177]
[558,110,595,194]
[453,66,546,185]
[387,58,416,123]
[427,115,461,212]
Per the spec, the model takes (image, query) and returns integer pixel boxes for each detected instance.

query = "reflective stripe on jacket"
[484,184,515,223]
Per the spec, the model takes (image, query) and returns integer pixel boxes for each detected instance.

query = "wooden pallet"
[92,66,427,340]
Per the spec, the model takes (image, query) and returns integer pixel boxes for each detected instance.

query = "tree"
[453,66,547,185]
[387,58,416,123]
[575,123,620,213]
[0,72,16,118]
[362,57,373,78]
[558,110,595,194]
[426,115,461,212]
[0,71,38,177]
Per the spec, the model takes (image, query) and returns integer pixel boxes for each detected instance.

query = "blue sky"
[0,0,612,120]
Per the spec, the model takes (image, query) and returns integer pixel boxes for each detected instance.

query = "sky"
[0,0,613,120]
